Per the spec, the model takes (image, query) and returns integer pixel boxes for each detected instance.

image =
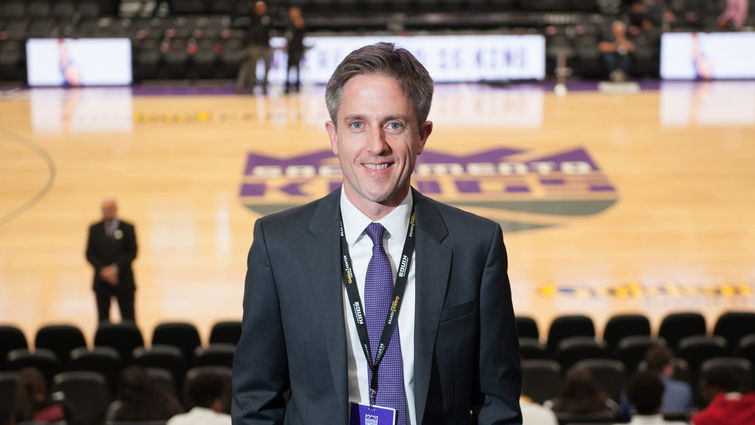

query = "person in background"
[168,370,231,425]
[692,363,755,425]
[619,346,693,419]
[151,0,174,17]
[106,366,183,422]
[13,367,71,424]
[620,371,688,425]
[236,1,273,95]
[718,0,749,30]
[520,395,558,425]
[599,20,635,82]
[86,198,138,323]
[284,6,305,94]
[546,366,620,418]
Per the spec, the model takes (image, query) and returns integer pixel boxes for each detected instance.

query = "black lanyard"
[339,207,416,407]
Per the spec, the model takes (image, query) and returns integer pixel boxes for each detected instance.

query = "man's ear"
[325,120,338,155]
[417,120,433,155]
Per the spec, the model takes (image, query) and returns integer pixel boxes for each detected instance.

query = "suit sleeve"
[114,224,138,269]
[232,219,289,425]
[477,224,522,425]
[86,225,106,270]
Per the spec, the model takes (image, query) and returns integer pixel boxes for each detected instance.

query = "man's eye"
[350,122,363,129]
[387,122,403,130]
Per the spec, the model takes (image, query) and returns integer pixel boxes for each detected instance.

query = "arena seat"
[94,322,144,364]
[209,320,242,345]
[556,337,610,372]
[34,324,87,367]
[521,359,561,404]
[700,357,753,392]
[193,343,236,368]
[52,371,111,425]
[603,314,651,353]
[519,337,550,360]
[145,367,180,400]
[6,348,61,385]
[713,311,755,350]
[152,322,202,364]
[0,325,27,368]
[133,345,187,389]
[69,346,123,391]
[615,336,665,376]
[658,312,706,350]
[576,358,625,402]
[547,314,595,354]
[516,316,539,340]
[0,371,18,411]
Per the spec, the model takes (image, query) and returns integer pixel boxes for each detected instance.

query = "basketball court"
[1,80,753,343]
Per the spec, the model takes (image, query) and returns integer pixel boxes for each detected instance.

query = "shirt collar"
[340,189,413,248]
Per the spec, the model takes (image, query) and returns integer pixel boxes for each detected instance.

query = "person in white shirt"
[620,371,688,425]
[520,396,557,425]
[168,370,230,425]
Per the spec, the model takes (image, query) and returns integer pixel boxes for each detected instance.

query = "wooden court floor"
[1,81,754,345]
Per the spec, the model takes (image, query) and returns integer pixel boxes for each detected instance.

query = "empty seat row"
[516,311,755,353]
[0,320,241,369]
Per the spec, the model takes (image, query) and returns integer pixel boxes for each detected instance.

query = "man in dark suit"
[232,43,521,425]
[86,198,138,323]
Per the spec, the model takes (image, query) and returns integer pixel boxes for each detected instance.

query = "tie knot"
[365,222,386,247]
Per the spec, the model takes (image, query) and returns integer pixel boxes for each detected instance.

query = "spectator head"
[700,364,744,402]
[185,370,227,413]
[14,367,48,421]
[325,42,434,130]
[645,345,674,377]
[551,366,610,414]
[254,1,267,15]
[101,198,117,221]
[626,371,665,415]
[612,20,627,38]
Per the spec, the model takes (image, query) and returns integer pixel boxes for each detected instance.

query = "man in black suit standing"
[232,43,521,425]
[86,198,138,323]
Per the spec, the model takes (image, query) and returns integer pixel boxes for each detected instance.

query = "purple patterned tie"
[364,223,406,425]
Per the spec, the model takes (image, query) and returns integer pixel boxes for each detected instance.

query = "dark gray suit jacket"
[232,188,521,425]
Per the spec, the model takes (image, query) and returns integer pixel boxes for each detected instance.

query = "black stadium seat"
[700,357,753,392]
[0,371,18,412]
[615,336,665,376]
[677,335,728,379]
[152,322,202,364]
[69,346,123,390]
[52,371,111,425]
[133,345,187,388]
[714,312,755,350]
[516,316,539,340]
[658,312,706,350]
[145,367,179,400]
[521,359,561,405]
[547,314,595,353]
[6,348,61,385]
[556,337,610,372]
[576,358,625,402]
[35,324,87,366]
[602,314,651,353]
[209,321,242,345]
[193,343,236,368]
[519,337,549,360]
[0,325,27,368]
[94,322,144,364]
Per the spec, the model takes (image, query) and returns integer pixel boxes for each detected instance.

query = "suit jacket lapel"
[304,189,349,421]
[411,189,452,425]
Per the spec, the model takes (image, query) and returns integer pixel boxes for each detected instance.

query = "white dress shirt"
[166,407,231,425]
[340,190,417,425]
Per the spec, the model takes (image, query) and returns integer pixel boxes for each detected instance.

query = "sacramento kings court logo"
[240,147,618,233]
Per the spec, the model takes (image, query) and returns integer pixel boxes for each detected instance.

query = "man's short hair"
[325,42,434,130]
[626,371,665,415]
[186,371,227,409]
[701,364,744,393]
[645,345,673,372]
